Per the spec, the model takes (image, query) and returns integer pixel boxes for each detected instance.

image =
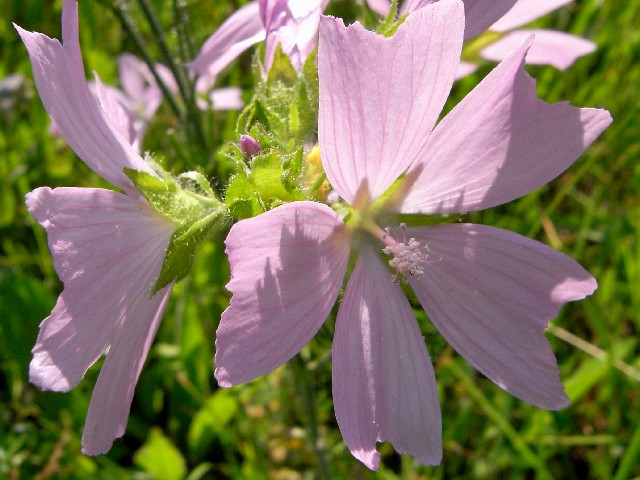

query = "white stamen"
[381,224,430,283]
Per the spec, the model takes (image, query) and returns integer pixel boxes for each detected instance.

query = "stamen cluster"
[382,224,429,282]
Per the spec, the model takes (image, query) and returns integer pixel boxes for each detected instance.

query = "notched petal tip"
[29,352,73,392]
[354,449,381,471]
[213,366,234,388]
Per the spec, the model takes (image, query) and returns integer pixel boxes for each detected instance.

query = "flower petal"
[400,0,438,16]
[409,223,597,408]
[318,0,464,206]
[462,0,519,40]
[456,60,479,78]
[26,187,175,393]
[366,0,394,16]
[209,87,245,110]
[215,201,351,386]
[82,285,172,455]
[117,54,164,122]
[90,78,137,149]
[333,244,441,470]
[260,0,325,72]
[188,1,265,78]
[14,0,155,194]
[397,36,611,215]
[491,0,572,32]
[481,29,596,69]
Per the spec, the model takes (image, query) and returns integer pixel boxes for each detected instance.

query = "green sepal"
[124,166,229,292]
[153,208,227,293]
[375,0,408,38]
[225,149,306,220]
[124,168,223,224]
[237,45,319,147]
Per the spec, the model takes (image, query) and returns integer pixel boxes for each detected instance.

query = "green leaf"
[0,272,55,382]
[133,428,187,480]
[188,390,239,457]
[154,208,227,292]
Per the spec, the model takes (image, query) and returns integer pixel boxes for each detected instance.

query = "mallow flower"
[213,0,611,469]
[16,0,177,455]
[371,0,596,76]
[189,0,329,77]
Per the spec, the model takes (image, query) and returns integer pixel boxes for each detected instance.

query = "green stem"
[291,355,333,480]
[137,0,210,153]
[444,358,552,478]
[104,0,183,120]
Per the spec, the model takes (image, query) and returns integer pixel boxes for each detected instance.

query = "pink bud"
[240,134,261,157]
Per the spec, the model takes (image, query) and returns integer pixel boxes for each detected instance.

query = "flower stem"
[291,355,333,480]
[104,0,183,120]
[136,0,210,153]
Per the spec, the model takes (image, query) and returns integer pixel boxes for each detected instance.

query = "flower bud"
[240,134,261,157]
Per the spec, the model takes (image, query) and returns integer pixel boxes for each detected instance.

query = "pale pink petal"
[491,0,572,32]
[14,0,155,194]
[318,0,464,206]
[26,187,175,393]
[210,87,244,110]
[194,73,244,109]
[215,201,351,386]
[188,1,265,78]
[455,60,479,78]
[90,78,137,148]
[462,0,519,39]
[260,0,324,72]
[82,284,172,455]
[399,0,437,15]
[481,29,596,69]
[408,223,597,408]
[365,0,393,16]
[397,37,611,214]
[333,245,441,470]
[155,62,179,95]
[118,54,161,112]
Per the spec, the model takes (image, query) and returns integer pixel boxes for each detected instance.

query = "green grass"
[1,0,639,478]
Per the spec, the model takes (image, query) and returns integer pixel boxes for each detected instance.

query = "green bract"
[125,165,228,293]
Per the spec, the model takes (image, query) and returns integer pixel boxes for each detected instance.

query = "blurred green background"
[1,0,639,478]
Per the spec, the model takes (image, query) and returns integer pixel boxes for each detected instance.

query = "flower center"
[381,223,430,283]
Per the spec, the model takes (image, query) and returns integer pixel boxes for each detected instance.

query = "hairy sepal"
[125,167,227,292]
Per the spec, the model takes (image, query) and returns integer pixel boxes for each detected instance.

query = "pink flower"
[189,0,328,77]
[214,0,611,469]
[16,0,176,455]
[478,0,596,71]
[371,0,596,75]
[93,54,243,148]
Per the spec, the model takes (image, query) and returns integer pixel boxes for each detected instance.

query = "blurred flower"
[475,0,596,73]
[16,0,177,455]
[0,73,32,112]
[189,0,329,77]
[371,0,596,76]
[49,53,244,151]
[213,0,611,469]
